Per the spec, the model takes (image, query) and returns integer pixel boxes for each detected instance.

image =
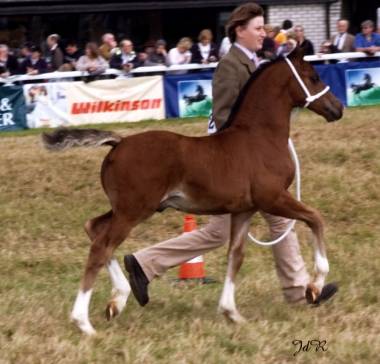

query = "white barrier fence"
[305,51,380,62]
[0,63,218,84]
[1,52,380,84]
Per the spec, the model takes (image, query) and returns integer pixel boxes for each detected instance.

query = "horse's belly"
[158,187,255,215]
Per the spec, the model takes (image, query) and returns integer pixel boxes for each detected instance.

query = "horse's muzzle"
[325,102,343,122]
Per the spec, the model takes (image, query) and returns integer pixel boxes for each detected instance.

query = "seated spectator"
[275,19,293,46]
[17,42,33,66]
[294,25,314,55]
[60,41,83,71]
[218,36,231,58]
[168,37,192,65]
[145,39,169,66]
[99,33,118,61]
[46,34,64,71]
[20,46,48,75]
[355,20,380,55]
[276,31,297,56]
[0,44,19,77]
[319,40,337,54]
[329,19,355,52]
[258,24,278,61]
[110,39,142,72]
[76,42,108,75]
[190,29,218,64]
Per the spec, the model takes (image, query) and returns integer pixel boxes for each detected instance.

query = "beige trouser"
[134,213,310,303]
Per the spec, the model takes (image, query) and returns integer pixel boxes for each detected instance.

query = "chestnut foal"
[43,47,343,335]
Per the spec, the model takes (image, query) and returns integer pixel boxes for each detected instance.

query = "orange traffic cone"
[178,215,206,280]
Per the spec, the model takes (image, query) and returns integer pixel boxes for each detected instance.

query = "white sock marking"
[219,276,236,312]
[71,289,96,335]
[107,259,131,313]
[315,251,329,275]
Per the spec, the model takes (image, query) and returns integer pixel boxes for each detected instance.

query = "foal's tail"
[42,128,122,151]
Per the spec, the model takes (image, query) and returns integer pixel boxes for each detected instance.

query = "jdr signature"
[292,340,328,356]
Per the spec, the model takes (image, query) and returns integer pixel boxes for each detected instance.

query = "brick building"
[0,0,378,51]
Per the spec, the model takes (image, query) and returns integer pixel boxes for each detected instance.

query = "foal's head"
[286,47,343,122]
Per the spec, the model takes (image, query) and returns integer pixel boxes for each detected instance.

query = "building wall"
[267,1,342,53]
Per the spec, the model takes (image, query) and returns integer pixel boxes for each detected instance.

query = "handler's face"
[237,16,265,52]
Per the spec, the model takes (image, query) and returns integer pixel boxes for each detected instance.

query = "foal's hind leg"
[71,212,133,335]
[218,211,254,323]
[264,191,329,303]
[84,212,131,321]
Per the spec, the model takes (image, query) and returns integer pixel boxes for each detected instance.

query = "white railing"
[1,52,379,84]
[305,51,380,62]
[0,62,218,84]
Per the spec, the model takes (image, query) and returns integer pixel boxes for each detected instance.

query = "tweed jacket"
[330,33,356,52]
[212,44,256,130]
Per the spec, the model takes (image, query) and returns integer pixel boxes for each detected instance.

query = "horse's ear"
[288,45,305,61]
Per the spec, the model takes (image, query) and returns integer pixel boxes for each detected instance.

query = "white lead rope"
[247,138,301,246]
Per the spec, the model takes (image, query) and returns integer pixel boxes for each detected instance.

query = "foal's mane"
[218,55,286,132]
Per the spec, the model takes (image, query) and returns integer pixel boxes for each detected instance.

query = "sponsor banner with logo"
[0,85,27,132]
[24,82,70,128]
[345,67,380,107]
[66,76,164,125]
[22,76,164,128]
[164,71,213,118]
[314,60,380,106]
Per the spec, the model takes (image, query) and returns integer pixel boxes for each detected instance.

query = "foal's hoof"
[219,307,247,324]
[70,315,97,336]
[306,282,338,305]
[305,283,320,304]
[105,301,120,321]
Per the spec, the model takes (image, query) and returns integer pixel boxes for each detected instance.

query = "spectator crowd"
[0,17,380,79]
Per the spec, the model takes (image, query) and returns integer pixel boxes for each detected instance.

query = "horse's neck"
[232,75,293,142]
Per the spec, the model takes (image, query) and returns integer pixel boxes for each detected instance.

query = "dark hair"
[282,19,293,30]
[85,42,99,59]
[226,2,264,43]
[30,45,42,54]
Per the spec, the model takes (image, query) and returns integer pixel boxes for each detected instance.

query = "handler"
[124,2,337,306]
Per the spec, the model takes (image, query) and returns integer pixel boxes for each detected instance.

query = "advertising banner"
[164,71,213,118]
[66,76,164,125]
[0,85,27,132]
[24,82,70,128]
[345,67,380,106]
[178,79,212,117]
[314,60,380,106]
[23,76,164,128]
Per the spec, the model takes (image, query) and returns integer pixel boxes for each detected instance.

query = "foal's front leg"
[218,211,254,323]
[264,190,329,303]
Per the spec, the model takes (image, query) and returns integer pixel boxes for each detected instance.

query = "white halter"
[284,56,330,108]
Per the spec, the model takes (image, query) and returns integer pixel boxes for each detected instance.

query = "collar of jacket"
[230,44,256,74]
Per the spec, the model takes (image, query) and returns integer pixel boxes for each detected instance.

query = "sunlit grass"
[0,107,379,363]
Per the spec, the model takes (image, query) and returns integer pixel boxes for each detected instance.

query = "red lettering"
[71,98,161,114]
[152,99,161,108]
[71,102,91,114]
[97,101,104,112]
[132,100,140,110]
[121,101,130,111]
[141,99,150,109]
[103,101,114,112]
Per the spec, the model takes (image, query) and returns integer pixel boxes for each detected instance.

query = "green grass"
[0,107,379,363]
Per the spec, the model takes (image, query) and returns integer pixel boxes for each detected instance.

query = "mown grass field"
[0,107,379,363]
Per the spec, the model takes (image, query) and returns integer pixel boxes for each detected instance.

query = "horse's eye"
[311,74,320,83]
